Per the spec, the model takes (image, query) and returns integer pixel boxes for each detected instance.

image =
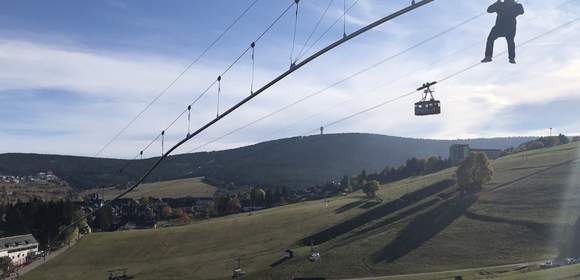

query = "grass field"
[78,177,217,199]
[23,142,580,280]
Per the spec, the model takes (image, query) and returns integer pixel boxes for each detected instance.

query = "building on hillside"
[449,144,470,165]
[449,144,503,165]
[470,148,503,160]
[0,234,39,266]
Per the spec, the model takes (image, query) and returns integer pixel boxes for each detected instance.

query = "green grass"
[78,177,217,199]
[23,143,580,280]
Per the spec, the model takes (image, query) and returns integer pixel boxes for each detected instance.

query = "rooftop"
[0,234,38,251]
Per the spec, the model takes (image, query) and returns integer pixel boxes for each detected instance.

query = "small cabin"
[414,100,441,116]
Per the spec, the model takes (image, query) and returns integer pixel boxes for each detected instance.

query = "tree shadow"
[301,179,455,246]
[332,198,441,248]
[464,211,553,233]
[334,200,367,214]
[373,194,477,263]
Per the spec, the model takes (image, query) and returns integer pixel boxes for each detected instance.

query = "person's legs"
[483,27,499,62]
[506,29,516,63]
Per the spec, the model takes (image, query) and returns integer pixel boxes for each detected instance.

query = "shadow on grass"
[489,159,576,193]
[334,198,441,247]
[270,256,291,268]
[335,200,367,214]
[359,201,382,209]
[464,211,553,233]
[301,179,455,246]
[373,194,477,263]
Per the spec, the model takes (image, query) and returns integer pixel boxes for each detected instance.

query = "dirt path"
[341,260,546,280]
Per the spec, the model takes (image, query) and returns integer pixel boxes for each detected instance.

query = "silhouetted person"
[482,0,524,64]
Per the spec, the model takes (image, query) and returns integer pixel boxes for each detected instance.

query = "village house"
[0,234,39,266]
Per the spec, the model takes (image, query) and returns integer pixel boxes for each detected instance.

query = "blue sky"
[1,0,579,158]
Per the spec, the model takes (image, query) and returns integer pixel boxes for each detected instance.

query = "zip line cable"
[251,42,256,94]
[52,1,436,246]
[93,0,260,158]
[217,76,222,117]
[187,11,486,153]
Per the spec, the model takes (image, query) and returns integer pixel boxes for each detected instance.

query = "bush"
[362,180,380,198]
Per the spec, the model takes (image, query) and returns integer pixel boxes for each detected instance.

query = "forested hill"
[0,133,534,190]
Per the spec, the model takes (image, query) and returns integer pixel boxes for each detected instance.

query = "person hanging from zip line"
[482,0,524,64]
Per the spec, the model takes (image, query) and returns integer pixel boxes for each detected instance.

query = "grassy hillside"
[78,177,216,199]
[22,142,579,280]
[0,133,533,190]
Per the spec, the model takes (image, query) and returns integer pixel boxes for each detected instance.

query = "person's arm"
[516,3,524,16]
[487,1,500,13]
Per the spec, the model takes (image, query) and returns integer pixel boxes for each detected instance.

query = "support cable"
[290,0,300,67]
[295,0,361,62]
[295,0,334,64]
[251,42,256,94]
[343,0,347,38]
[187,105,191,137]
[217,76,222,117]
[161,131,165,156]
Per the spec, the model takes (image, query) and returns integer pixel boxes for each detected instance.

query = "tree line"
[0,199,85,250]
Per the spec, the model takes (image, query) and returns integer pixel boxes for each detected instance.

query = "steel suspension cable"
[343,0,347,38]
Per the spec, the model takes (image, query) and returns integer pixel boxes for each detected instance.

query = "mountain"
[0,133,535,190]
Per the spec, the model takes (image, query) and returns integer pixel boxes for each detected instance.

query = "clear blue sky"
[1,0,579,158]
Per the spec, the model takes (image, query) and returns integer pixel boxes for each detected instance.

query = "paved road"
[341,260,546,280]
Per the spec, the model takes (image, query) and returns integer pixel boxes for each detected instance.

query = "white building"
[0,234,39,266]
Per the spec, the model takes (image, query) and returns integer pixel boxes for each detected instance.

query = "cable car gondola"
[414,82,441,116]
